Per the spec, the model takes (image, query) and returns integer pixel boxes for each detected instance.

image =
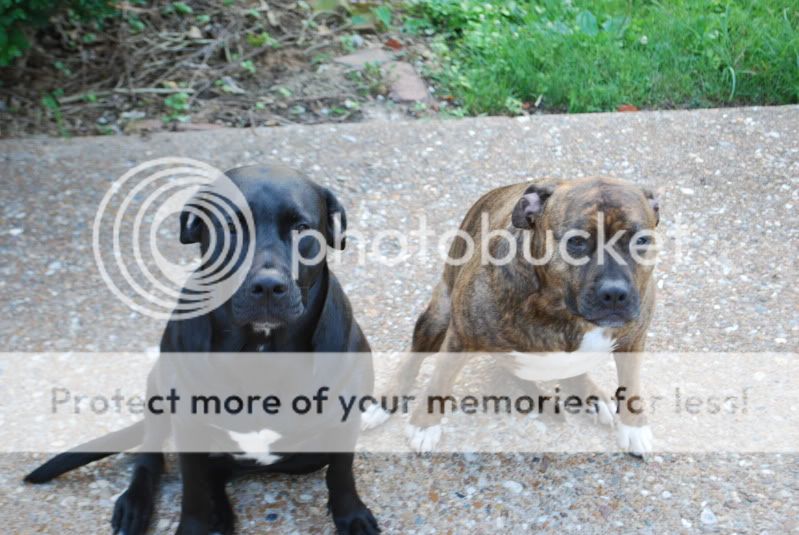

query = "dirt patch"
[0,1,439,139]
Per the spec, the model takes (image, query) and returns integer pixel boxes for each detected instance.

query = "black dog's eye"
[635,236,651,246]
[295,223,310,232]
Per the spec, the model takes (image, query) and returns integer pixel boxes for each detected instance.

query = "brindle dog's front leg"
[361,352,431,431]
[558,373,615,426]
[362,283,452,431]
[613,350,652,458]
[405,331,470,453]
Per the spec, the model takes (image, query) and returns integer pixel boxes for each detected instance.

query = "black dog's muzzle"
[232,267,304,326]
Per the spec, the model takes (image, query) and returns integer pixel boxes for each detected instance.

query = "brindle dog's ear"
[642,187,660,226]
[512,184,555,229]
[322,187,347,249]
[179,197,204,244]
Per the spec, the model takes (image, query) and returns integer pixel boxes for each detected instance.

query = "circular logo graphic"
[92,157,254,320]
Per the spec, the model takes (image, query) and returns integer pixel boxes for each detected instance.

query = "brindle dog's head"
[513,177,660,328]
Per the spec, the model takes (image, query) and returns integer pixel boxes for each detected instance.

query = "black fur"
[25,165,379,535]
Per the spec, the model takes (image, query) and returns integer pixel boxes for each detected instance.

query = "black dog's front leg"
[111,452,164,535]
[112,371,171,535]
[207,455,236,535]
[176,453,211,535]
[326,453,380,535]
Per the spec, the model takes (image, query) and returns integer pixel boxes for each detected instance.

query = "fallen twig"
[58,87,196,104]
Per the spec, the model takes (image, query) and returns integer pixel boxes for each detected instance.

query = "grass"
[406,0,799,114]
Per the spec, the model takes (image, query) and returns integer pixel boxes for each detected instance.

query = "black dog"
[25,165,380,535]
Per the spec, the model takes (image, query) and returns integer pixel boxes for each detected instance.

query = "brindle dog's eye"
[567,236,587,249]
[227,220,238,233]
[635,236,651,246]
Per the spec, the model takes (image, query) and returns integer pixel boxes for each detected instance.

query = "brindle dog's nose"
[597,280,629,307]
[250,269,288,298]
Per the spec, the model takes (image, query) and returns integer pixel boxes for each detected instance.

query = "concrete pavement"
[1,107,798,533]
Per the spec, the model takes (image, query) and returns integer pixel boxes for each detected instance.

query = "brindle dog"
[363,177,660,456]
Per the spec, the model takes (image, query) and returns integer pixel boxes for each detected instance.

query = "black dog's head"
[179,165,346,329]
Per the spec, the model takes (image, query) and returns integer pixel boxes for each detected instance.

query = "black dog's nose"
[597,281,629,307]
[250,270,288,297]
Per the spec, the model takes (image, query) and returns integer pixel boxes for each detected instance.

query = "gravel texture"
[1,107,798,533]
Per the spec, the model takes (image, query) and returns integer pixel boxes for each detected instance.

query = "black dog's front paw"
[332,502,380,535]
[111,485,154,535]
[209,492,235,535]
[175,516,210,535]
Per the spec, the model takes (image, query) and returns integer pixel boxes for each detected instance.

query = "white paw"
[361,403,391,430]
[616,423,653,457]
[593,400,616,427]
[405,423,441,453]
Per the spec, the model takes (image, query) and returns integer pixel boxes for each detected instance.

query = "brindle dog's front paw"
[405,408,444,453]
[360,402,392,431]
[331,502,380,535]
[617,423,653,459]
[405,423,442,453]
[111,484,155,535]
[589,398,616,427]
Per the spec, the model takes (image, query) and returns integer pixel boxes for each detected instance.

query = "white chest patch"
[577,327,617,353]
[251,323,273,337]
[510,328,616,381]
[227,428,282,465]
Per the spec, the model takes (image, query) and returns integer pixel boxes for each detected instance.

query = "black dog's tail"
[24,420,146,483]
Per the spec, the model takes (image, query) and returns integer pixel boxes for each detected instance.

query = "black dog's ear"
[322,187,347,249]
[642,187,660,226]
[512,184,555,229]
[179,204,203,244]
[161,312,212,352]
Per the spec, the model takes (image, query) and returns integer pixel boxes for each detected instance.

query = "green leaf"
[602,16,628,37]
[373,5,392,29]
[164,92,190,111]
[402,17,432,35]
[172,2,193,15]
[504,96,523,115]
[41,94,60,112]
[127,17,145,32]
[53,61,72,76]
[241,59,256,74]
[576,10,598,37]
[247,32,278,48]
[350,14,372,29]
[310,0,343,12]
